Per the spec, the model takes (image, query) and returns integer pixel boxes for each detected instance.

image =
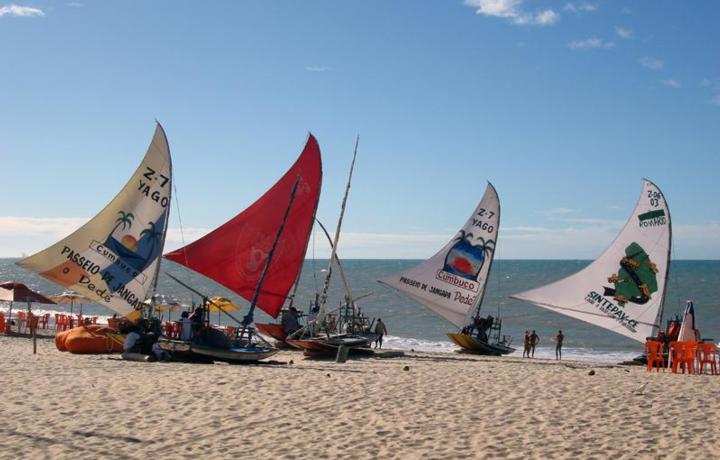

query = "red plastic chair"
[671,341,697,374]
[698,343,718,375]
[38,313,50,329]
[645,340,665,372]
[669,341,684,374]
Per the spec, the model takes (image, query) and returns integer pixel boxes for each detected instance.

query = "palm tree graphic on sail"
[113,210,134,233]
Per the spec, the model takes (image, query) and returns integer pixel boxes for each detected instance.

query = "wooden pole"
[29,302,36,355]
[317,136,359,320]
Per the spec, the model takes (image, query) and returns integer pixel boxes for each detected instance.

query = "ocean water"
[1,258,718,363]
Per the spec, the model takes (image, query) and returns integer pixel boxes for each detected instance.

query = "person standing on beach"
[555,330,564,360]
[522,330,530,358]
[374,318,388,349]
[529,330,539,358]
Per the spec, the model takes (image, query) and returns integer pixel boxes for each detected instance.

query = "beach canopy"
[207,297,241,313]
[0,282,56,304]
[49,291,93,305]
[49,290,93,314]
[143,294,186,313]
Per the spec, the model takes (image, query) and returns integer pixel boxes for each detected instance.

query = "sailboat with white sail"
[379,182,515,355]
[161,134,323,362]
[510,179,672,346]
[17,123,172,320]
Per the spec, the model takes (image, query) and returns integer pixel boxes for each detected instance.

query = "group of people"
[523,329,565,360]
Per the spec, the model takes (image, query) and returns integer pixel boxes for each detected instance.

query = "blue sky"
[1,0,718,259]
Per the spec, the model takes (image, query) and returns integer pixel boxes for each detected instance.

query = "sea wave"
[381,334,641,363]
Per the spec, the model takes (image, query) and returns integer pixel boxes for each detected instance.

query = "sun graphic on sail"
[120,235,138,251]
[443,231,495,282]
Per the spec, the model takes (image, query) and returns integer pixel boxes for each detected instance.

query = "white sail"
[379,182,500,329]
[677,300,697,342]
[510,179,671,343]
[17,124,172,316]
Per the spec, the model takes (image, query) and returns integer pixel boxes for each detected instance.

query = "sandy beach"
[0,335,718,459]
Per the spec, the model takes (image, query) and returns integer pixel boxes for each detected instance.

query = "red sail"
[164,135,322,318]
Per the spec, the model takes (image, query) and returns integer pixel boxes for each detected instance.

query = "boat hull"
[286,333,377,356]
[191,344,279,363]
[447,333,515,356]
[255,323,288,342]
[157,338,278,363]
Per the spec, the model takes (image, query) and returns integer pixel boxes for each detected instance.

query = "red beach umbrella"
[0,282,55,341]
[0,282,56,304]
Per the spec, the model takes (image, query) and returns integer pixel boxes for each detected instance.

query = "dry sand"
[0,335,718,459]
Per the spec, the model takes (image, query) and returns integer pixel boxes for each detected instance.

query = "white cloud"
[464,0,560,26]
[305,65,330,73]
[639,56,664,70]
[67,2,82,6]
[0,216,86,237]
[0,4,44,17]
[615,26,633,39]
[568,37,615,50]
[620,7,632,15]
[661,79,681,89]
[563,2,597,14]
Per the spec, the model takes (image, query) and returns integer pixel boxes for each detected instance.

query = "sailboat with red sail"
[284,137,380,356]
[160,134,322,362]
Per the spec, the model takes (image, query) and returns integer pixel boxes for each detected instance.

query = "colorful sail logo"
[442,231,494,282]
[602,241,658,307]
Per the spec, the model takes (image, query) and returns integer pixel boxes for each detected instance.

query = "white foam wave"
[508,346,640,363]
[381,335,458,353]
[383,334,640,363]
